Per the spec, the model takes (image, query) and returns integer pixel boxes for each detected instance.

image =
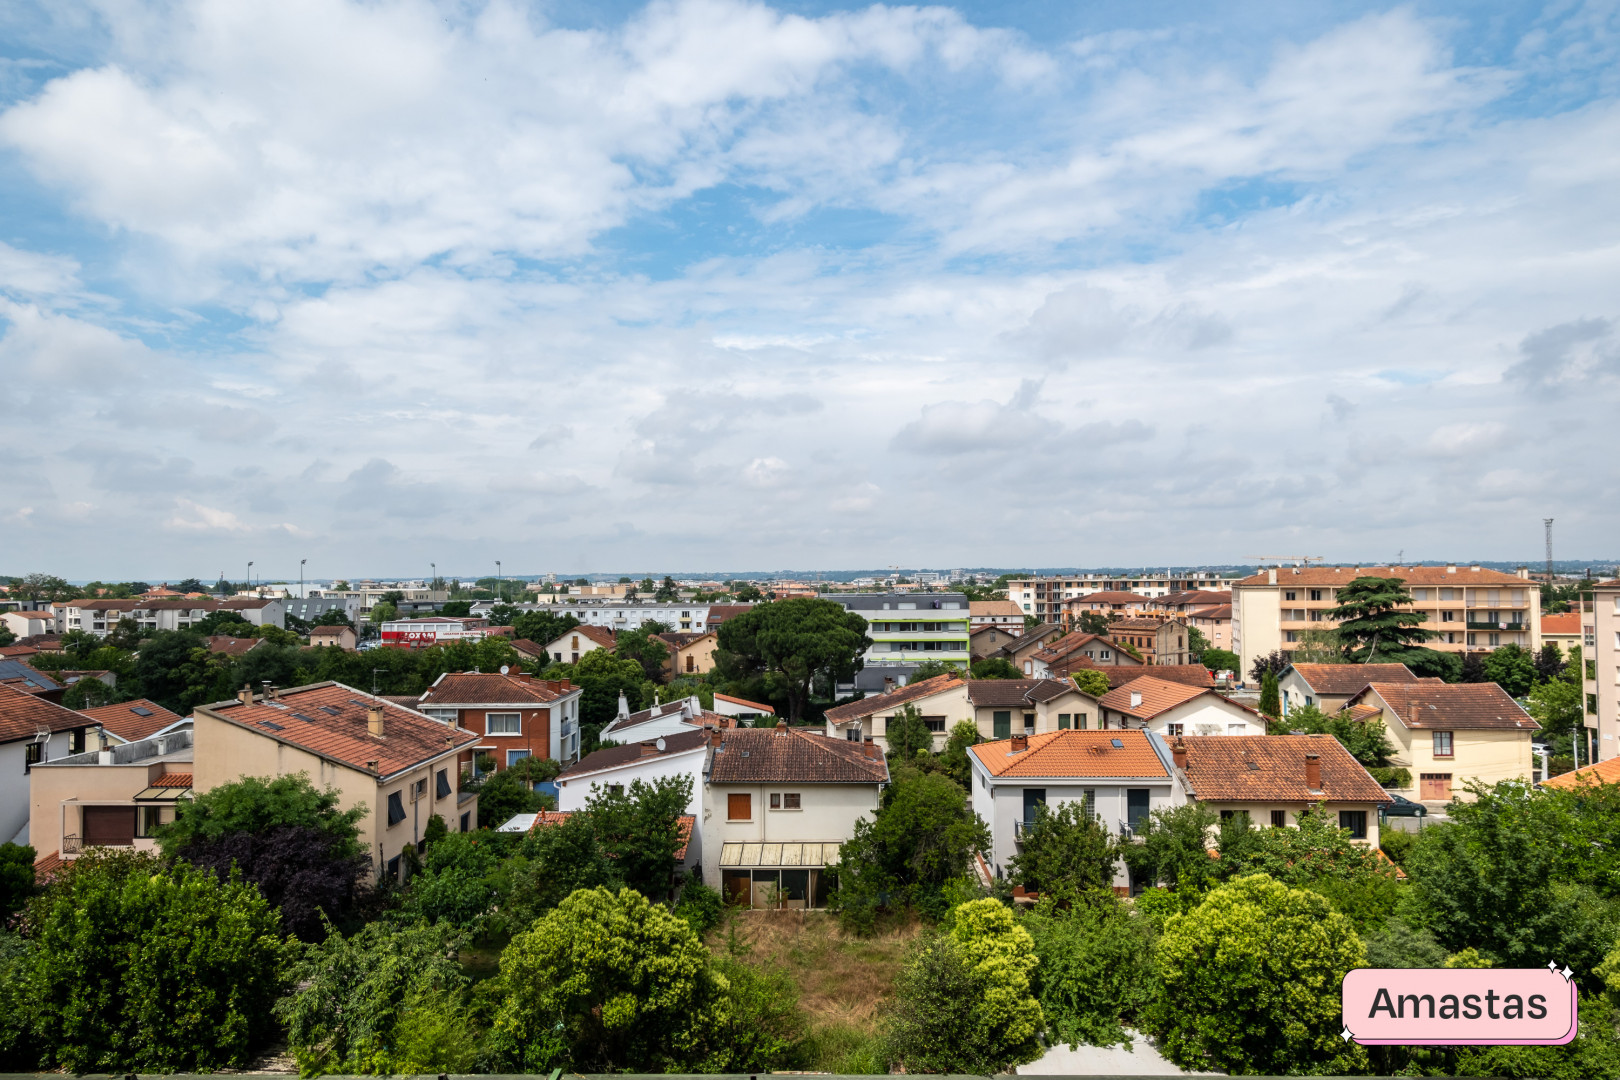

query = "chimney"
[1446,564,1457,574]
[775,718,788,735]
[1172,738,1187,771]
[368,704,385,737]
[883,677,895,695]
[1305,752,1321,791]
[863,735,878,760]
[617,691,630,720]
[1010,733,1028,752]
[1267,568,1277,585]
[710,726,724,748]
[237,684,253,705]
[561,679,572,691]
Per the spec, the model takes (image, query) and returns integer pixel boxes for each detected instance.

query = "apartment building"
[1585,581,1620,762]
[533,602,720,633]
[1008,572,1232,617]
[830,593,971,678]
[54,597,285,636]
[417,671,584,768]
[1107,617,1192,666]
[1232,565,1542,682]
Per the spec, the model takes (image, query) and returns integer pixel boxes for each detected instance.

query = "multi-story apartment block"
[1585,581,1620,763]
[55,597,284,636]
[830,592,971,674]
[1232,565,1541,683]
[1007,572,1233,617]
[523,602,723,634]
[1107,616,1193,666]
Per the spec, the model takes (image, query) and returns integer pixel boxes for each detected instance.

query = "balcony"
[1467,622,1526,631]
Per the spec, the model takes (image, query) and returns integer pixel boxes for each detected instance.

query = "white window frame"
[486,711,522,735]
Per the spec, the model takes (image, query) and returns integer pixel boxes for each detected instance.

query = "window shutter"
[727,792,751,820]
[387,791,406,825]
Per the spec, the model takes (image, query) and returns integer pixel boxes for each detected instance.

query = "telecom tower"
[1544,518,1555,581]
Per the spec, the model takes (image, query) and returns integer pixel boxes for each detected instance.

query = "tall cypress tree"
[1259,669,1281,718]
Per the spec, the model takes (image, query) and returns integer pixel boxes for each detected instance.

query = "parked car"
[1381,793,1428,818]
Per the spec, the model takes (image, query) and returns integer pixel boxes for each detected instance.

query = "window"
[508,749,531,767]
[387,791,406,826]
[922,715,946,732]
[1310,590,1323,601]
[1023,712,1035,731]
[436,768,452,799]
[412,778,428,801]
[1227,723,1246,735]
[387,855,402,881]
[1432,731,1454,757]
[1339,810,1368,839]
[770,792,801,810]
[1058,713,1071,729]
[1166,722,1183,737]
[141,806,163,836]
[1077,712,1088,729]
[1022,787,1046,826]
[1441,610,1456,622]
[1081,789,1096,818]
[460,812,470,832]
[1284,590,1296,601]
[1270,809,1287,827]
[486,712,521,735]
[1100,650,1111,660]
[1590,694,1599,715]
[25,742,43,767]
[727,793,751,821]
[992,710,1012,738]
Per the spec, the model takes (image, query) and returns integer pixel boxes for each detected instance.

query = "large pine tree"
[1323,576,1432,663]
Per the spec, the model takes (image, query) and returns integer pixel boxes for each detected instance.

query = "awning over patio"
[718,841,842,868]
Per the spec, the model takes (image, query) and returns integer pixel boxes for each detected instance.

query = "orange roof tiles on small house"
[1102,664,1214,690]
[77,698,184,743]
[714,692,774,715]
[969,728,1171,779]
[1351,681,1539,731]
[1538,612,1582,637]
[1542,756,1620,791]
[1286,663,1418,697]
[1098,677,1213,720]
[1178,735,1391,805]
[821,673,965,724]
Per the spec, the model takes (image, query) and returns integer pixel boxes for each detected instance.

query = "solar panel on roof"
[130,707,153,717]
[1110,738,1124,748]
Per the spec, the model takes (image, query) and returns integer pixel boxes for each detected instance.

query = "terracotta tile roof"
[970,728,1170,778]
[1099,677,1212,719]
[1189,603,1232,619]
[1103,665,1213,690]
[33,850,64,882]
[1180,735,1391,804]
[1236,565,1530,587]
[1032,632,1108,663]
[78,698,183,742]
[708,727,889,784]
[1352,682,1539,731]
[654,631,714,648]
[152,771,193,788]
[822,674,966,723]
[715,692,774,714]
[508,638,549,657]
[966,678,1080,706]
[1066,591,1151,604]
[1539,612,1582,636]
[206,635,264,657]
[1542,757,1620,790]
[1111,616,1172,631]
[969,600,1023,618]
[309,624,352,637]
[62,598,140,611]
[0,681,85,742]
[0,645,40,659]
[705,604,755,624]
[1343,703,1383,723]
[997,624,1063,654]
[527,810,695,861]
[560,727,712,778]
[197,682,478,780]
[1287,663,1418,696]
[549,624,617,649]
[419,672,566,706]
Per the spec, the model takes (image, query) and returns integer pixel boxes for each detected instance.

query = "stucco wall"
[700,782,880,886]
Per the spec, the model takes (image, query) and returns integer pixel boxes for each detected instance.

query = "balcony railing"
[62,834,82,854]
[1467,622,1526,631]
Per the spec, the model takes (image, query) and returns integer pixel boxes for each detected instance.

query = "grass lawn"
[710,909,921,1073]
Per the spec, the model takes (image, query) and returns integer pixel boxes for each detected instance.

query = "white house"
[599,695,731,743]
[713,693,774,723]
[555,727,709,816]
[969,728,1182,890]
[0,683,98,845]
[1,611,55,638]
[542,625,617,664]
[705,724,889,908]
[1278,662,1419,717]
[1096,677,1267,738]
[821,673,973,751]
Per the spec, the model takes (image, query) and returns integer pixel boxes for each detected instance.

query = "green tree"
[491,886,723,1071]
[158,773,365,859]
[193,609,255,637]
[1146,874,1368,1075]
[1200,647,1240,674]
[906,658,963,682]
[0,844,34,923]
[1022,896,1155,1048]
[732,582,764,602]
[1258,668,1280,717]
[1534,641,1567,683]
[313,607,356,627]
[615,622,671,682]
[1292,626,1346,663]
[22,850,293,1072]
[510,609,579,647]
[1118,802,1219,897]
[1484,642,1537,697]
[939,720,982,788]
[1185,624,1210,661]
[831,768,990,930]
[583,774,693,901]
[1076,610,1110,636]
[469,765,545,830]
[1324,575,1432,662]
[886,703,935,762]
[654,575,680,602]
[1527,663,1585,741]
[970,656,1021,679]
[715,598,871,722]
[552,647,651,746]
[369,600,398,625]
[1008,801,1117,896]
[16,573,73,601]
[1072,668,1111,698]
[0,625,13,647]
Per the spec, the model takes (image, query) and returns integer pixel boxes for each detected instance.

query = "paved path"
[1017,1030,1221,1076]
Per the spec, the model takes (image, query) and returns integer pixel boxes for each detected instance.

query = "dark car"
[1381,793,1428,818]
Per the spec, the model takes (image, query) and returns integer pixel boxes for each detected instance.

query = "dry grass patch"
[713,909,922,1032]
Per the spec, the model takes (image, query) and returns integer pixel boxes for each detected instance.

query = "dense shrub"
[182,824,373,940]
[0,843,34,923]
[23,851,292,1072]
[1022,897,1155,1048]
[1008,800,1118,896]
[159,772,365,858]
[1146,873,1368,1075]
[402,831,503,928]
[674,881,726,937]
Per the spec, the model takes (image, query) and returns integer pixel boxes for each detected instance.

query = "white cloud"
[166,498,249,532]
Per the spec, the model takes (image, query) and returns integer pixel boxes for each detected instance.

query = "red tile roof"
[1287,663,1417,696]
[78,698,183,742]
[152,772,193,788]
[33,850,64,882]
[1352,682,1539,731]
[546,624,617,649]
[965,678,1081,706]
[1539,612,1582,636]
[309,624,353,637]
[1180,735,1391,804]
[708,727,890,784]
[508,638,549,657]
[0,681,86,743]
[1099,677,1213,719]
[419,672,566,706]
[970,728,1169,778]
[715,692,774,714]
[562,728,713,780]
[197,682,478,779]
[1236,565,1530,587]
[1104,664,1214,689]
[0,645,41,658]
[1542,757,1620,791]
[206,635,264,657]
[822,673,965,723]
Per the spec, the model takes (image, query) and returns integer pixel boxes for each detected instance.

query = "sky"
[2,0,1618,581]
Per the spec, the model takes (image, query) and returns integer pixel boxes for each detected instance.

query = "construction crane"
[1246,555,1325,567]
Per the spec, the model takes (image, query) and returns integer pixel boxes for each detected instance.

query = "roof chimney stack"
[617,691,630,720]
[1010,733,1028,752]
[238,684,253,706]
[1172,738,1187,771]
[863,735,878,760]
[883,676,895,695]
[1305,752,1321,791]
[709,726,724,748]
[775,718,788,735]
[368,704,386,738]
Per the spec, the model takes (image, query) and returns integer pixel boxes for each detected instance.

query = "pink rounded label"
[1342,967,1578,1045]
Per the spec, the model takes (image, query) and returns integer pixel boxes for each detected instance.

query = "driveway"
[1016,1030,1221,1076]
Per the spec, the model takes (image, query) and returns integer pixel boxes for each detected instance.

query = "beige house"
[1029,632,1144,678]
[29,727,194,863]
[193,682,480,880]
[1231,564,1542,684]
[1278,662,1421,717]
[970,599,1025,629]
[1177,734,1392,847]
[543,624,617,664]
[655,630,718,678]
[970,624,1022,660]
[1108,616,1192,666]
[1097,677,1268,738]
[309,624,358,651]
[1345,681,1539,804]
[704,724,888,909]
[1581,580,1620,763]
[821,674,972,751]
[1539,611,1581,659]
[995,623,1065,674]
[966,678,1100,739]
[1186,603,1232,655]
[1,610,55,638]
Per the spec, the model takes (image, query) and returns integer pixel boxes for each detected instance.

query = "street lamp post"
[496,560,502,600]
[247,561,253,597]
[300,558,307,599]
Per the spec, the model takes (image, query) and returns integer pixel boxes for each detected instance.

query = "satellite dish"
[656,737,666,752]
[499,664,510,675]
